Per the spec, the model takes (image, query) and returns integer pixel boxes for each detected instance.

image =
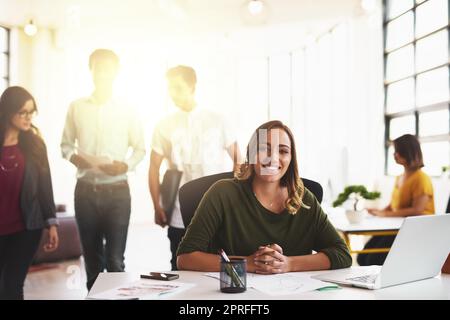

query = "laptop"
[313,214,450,289]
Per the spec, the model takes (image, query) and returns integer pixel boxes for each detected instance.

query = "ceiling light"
[24,19,37,36]
[248,0,264,16]
[241,0,269,25]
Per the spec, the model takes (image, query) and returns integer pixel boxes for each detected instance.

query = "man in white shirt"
[61,49,145,290]
[149,65,240,270]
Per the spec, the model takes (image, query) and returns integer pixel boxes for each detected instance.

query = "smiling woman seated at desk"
[358,134,435,266]
[176,121,352,274]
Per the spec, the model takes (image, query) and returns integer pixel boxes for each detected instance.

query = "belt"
[77,180,128,192]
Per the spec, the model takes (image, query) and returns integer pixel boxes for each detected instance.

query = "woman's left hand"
[43,225,59,252]
[254,247,291,274]
[368,209,386,217]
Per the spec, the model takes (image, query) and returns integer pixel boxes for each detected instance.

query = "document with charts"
[205,272,335,296]
[88,279,195,300]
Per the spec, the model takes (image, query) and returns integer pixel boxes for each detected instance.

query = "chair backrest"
[179,172,234,228]
[178,172,323,228]
[302,178,323,204]
[443,194,450,273]
[446,196,450,213]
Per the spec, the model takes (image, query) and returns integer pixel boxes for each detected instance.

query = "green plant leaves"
[332,185,381,208]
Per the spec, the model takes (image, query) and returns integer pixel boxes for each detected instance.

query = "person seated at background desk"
[177,120,352,274]
[358,134,435,266]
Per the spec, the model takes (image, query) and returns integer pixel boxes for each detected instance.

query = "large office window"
[384,0,450,176]
[0,26,9,93]
[234,23,351,190]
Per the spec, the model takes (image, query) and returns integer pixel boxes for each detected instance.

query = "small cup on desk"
[220,258,247,293]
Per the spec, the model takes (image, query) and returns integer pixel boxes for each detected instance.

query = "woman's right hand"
[247,244,284,273]
[368,208,386,217]
[154,207,167,227]
[257,243,283,255]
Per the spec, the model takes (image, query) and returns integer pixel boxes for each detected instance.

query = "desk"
[88,269,450,300]
[328,214,404,254]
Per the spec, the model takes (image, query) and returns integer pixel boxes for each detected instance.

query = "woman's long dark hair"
[393,134,424,170]
[0,86,46,168]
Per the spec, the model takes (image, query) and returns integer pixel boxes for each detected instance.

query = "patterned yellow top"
[391,169,435,214]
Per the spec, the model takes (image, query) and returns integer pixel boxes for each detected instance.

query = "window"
[384,0,449,176]
[233,23,350,187]
[0,26,9,93]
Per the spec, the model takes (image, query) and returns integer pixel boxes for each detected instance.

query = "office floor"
[24,222,171,300]
[24,222,363,300]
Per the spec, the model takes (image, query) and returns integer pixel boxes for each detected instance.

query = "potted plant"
[333,185,381,224]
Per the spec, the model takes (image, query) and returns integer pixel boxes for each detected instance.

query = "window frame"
[0,25,10,92]
[383,0,450,176]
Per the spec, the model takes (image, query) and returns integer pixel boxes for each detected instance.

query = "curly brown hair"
[235,120,308,214]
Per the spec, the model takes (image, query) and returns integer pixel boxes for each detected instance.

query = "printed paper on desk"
[249,273,333,296]
[204,272,332,296]
[88,279,195,300]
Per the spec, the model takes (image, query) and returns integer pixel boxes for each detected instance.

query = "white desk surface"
[88,269,450,300]
[328,214,404,232]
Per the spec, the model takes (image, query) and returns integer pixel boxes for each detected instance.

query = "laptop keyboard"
[346,274,378,284]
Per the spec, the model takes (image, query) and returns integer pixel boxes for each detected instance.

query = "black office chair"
[179,172,234,228]
[446,195,450,214]
[179,172,323,228]
[303,178,323,205]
